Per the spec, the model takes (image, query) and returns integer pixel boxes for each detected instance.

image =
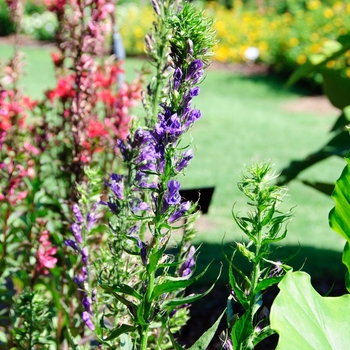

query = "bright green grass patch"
[1,44,346,282]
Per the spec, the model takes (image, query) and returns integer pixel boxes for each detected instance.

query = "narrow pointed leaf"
[152,261,212,299]
[100,283,142,300]
[188,309,226,350]
[104,324,136,341]
[162,265,221,309]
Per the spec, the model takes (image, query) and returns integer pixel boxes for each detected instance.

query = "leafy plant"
[221,162,293,349]
[277,35,350,194]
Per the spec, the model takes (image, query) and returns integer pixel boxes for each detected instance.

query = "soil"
[1,34,346,349]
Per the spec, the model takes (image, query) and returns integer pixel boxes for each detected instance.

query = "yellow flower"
[347,4,350,13]
[289,37,299,47]
[310,32,319,42]
[307,0,321,10]
[339,28,348,35]
[333,2,343,12]
[323,24,333,33]
[297,54,307,65]
[346,67,350,78]
[323,8,334,18]
[326,60,335,68]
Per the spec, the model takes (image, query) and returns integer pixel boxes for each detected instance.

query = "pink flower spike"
[36,230,58,275]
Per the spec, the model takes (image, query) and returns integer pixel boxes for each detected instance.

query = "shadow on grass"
[174,241,346,350]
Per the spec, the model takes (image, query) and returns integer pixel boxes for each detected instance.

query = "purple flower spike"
[82,311,95,331]
[186,59,203,82]
[176,149,194,172]
[150,0,160,15]
[81,247,89,266]
[72,204,83,223]
[136,238,147,266]
[71,223,83,243]
[169,201,191,223]
[65,239,80,252]
[82,296,93,313]
[173,68,183,91]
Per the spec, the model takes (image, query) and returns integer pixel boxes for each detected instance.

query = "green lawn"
[0,44,346,282]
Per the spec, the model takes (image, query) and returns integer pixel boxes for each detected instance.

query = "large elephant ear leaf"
[329,151,350,291]
[329,153,350,242]
[270,271,350,350]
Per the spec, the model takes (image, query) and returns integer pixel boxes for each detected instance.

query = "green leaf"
[231,311,253,349]
[270,271,350,349]
[188,309,226,350]
[319,67,350,110]
[119,334,133,350]
[104,324,136,341]
[162,265,221,310]
[151,261,212,299]
[342,242,350,292]
[255,276,284,295]
[99,283,142,300]
[329,153,350,241]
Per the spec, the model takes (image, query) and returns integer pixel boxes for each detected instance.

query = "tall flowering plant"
[64,0,218,348]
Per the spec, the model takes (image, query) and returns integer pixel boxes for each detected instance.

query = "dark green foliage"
[0,0,15,36]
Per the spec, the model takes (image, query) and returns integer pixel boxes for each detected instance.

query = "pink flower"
[36,230,58,275]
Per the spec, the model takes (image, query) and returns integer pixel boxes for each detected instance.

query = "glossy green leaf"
[342,242,350,292]
[162,265,221,310]
[329,153,350,241]
[99,283,142,300]
[231,311,252,349]
[270,271,350,349]
[152,262,212,299]
[104,324,136,341]
[188,309,226,350]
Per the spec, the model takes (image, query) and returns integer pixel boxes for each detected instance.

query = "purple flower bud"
[71,223,83,243]
[184,109,201,129]
[73,272,88,288]
[92,288,97,302]
[106,173,124,200]
[179,245,196,276]
[65,239,80,252]
[176,149,194,172]
[169,201,191,223]
[136,238,147,266]
[86,212,96,232]
[187,39,194,59]
[82,311,95,330]
[131,199,149,213]
[189,86,200,97]
[150,0,161,15]
[186,59,203,82]
[81,247,88,265]
[72,204,83,223]
[82,296,93,313]
[173,68,183,91]
[165,180,181,206]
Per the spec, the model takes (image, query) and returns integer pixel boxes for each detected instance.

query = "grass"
[0,43,347,284]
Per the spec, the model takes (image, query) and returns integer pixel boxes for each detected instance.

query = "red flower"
[86,119,109,138]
